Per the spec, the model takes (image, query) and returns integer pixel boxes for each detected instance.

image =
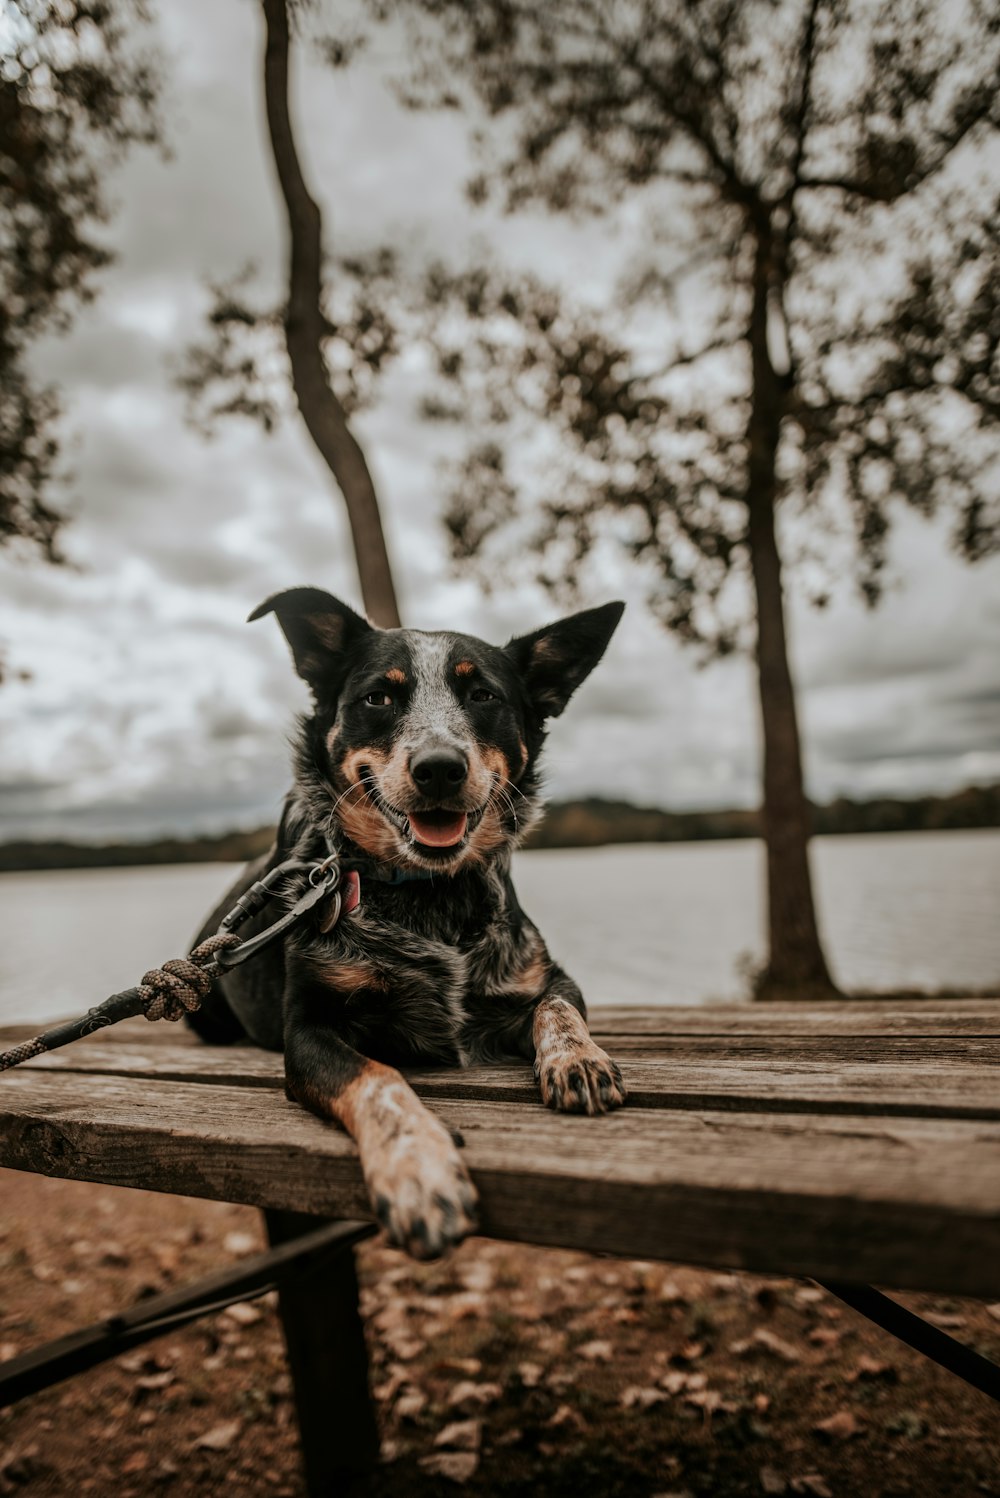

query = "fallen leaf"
[374,1365,409,1404]
[759,1467,787,1495]
[121,1452,149,1475]
[517,1361,544,1388]
[512,1299,546,1322]
[751,1328,801,1363]
[223,1232,258,1258]
[794,1287,825,1308]
[434,1419,482,1452]
[676,1339,705,1362]
[547,1403,587,1431]
[813,1409,861,1441]
[577,1339,613,1363]
[154,1246,180,1277]
[387,1336,426,1362]
[119,1352,169,1376]
[658,1280,687,1304]
[924,1310,967,1330]
[446,1380,502,1410]
[0,1342,19,1362]
[445,1292,487,1322]
[443,1357,483,1376]
[790,1477,833,1498]
[682,1390,739,1414]
[986,1303,1000,1323]
[395,1389,426,1421]
[621,1385,667,1410]
[458,1262,494,1293]
[419,1451,479,1483]
[658,1370,691,1396]
[223,1302,262,1327]
[850,1354,895,1381]
[135,1372,175,1393]
[194,1420,241,1451]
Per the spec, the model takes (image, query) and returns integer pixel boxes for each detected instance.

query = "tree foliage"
[0,0,160,562]
[362,0,1000,653]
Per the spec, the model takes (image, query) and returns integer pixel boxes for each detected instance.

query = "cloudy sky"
[1,0,998,845]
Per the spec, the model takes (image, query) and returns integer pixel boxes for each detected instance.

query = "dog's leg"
[532,977,627,1116]
[284,1016,478,1259]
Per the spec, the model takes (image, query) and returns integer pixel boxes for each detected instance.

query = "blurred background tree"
[348,0,999,999]
[0,0,160,569]
[179,0,400,627]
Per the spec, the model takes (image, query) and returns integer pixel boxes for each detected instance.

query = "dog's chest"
[317,887,530,1065]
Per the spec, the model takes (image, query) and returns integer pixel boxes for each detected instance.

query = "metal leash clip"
[214,854,342,969]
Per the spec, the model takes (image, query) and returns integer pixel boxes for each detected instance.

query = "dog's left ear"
[248,587,373,695]
[505,601,625,720]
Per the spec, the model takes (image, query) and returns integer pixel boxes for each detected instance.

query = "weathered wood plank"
[16,1038,1000,1120]
[3,997,999,1050]
[2,1069,999,1296]
[590,1000,1000,1036]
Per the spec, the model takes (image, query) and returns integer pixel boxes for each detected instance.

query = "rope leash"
[0,853,342,1074]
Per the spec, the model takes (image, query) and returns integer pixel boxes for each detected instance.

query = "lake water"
[0,830,997,1027]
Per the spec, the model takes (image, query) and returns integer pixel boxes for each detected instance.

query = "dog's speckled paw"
[535,1043,627,1115]
[367,1110,478,1259]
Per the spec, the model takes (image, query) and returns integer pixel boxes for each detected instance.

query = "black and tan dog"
[190,588,627,1257]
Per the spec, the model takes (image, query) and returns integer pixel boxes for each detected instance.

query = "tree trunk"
[746,229,839,1000]
[261,0,401,629]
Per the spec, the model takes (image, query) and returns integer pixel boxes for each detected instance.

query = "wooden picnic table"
[1,997,998,1491]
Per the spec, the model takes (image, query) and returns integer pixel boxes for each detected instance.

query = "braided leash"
[0,933,242,1075]
[137,933,241,1023]
[0,853,343,1074]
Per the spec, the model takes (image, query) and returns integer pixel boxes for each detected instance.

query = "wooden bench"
[2,998,999,1492]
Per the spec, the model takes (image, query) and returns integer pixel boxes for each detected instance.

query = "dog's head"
[252,588,624,873]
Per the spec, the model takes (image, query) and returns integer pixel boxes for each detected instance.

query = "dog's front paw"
[367,1108,479,1260]
[535,1040,627,1116]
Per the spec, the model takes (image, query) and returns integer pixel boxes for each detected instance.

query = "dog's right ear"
[248,588,373,694]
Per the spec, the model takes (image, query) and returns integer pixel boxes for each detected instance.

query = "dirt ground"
[0,1169,997,1498]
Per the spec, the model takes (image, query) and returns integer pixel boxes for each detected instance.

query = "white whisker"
[329,780,366,817]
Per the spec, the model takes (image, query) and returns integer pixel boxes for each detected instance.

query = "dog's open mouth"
[360,768,485,857]
[406,809,468,848]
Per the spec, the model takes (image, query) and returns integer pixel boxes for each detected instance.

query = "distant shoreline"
[1,782,997,872]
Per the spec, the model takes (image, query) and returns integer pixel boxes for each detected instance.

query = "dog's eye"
[470,688,497,704]
[365,691,393,708]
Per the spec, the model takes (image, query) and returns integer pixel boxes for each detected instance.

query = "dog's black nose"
[410,747,468,799]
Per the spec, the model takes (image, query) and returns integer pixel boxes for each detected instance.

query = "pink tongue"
[407,811,468,848]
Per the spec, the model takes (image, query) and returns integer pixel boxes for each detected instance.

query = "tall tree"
[357,0,1000,998]
[180,0,401,628]
[0,0,160,568]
